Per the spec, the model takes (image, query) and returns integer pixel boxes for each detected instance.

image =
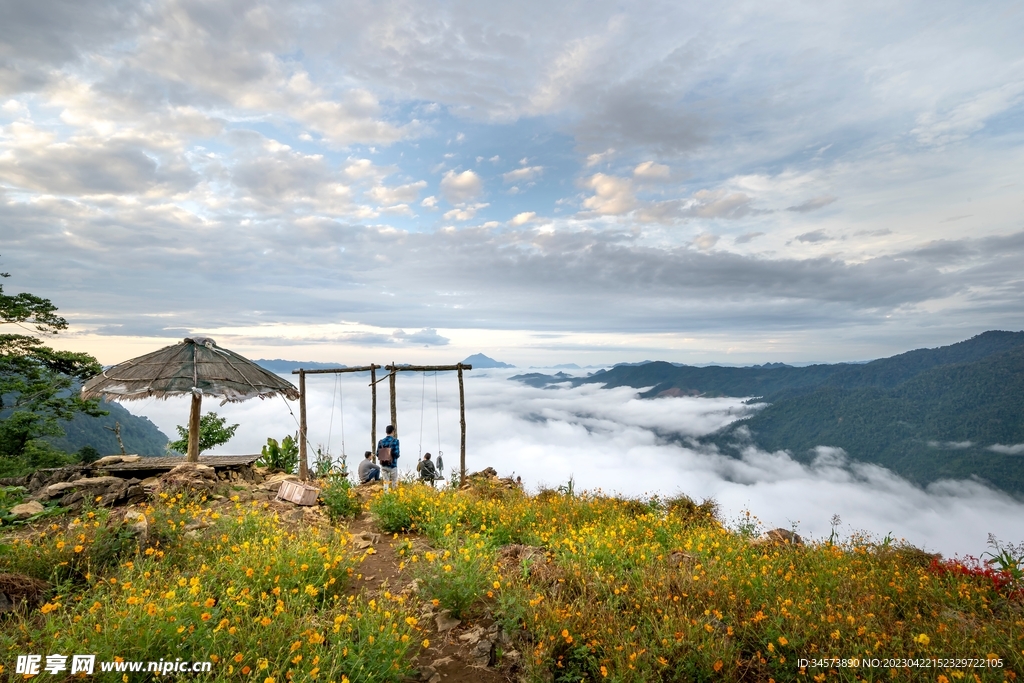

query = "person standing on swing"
[377,425,400,491]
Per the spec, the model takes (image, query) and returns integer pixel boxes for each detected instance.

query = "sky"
[1,0,1023,366]
[133,369,1024,557]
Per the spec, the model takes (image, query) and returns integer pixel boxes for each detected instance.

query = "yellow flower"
[260,617,272,627]
[74,545,84,553]
[777,636,788,646]
[201,612,212,621]
[422,639,430,648]
[914,633,930,646]
[204,598,216,608]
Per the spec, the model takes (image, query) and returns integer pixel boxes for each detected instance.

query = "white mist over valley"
[127,368,1024,559]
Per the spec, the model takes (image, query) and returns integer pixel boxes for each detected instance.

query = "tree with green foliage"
[0,266,105,475]
[168,412,239,455]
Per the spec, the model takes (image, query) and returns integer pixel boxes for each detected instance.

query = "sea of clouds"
[128,369,1024,558]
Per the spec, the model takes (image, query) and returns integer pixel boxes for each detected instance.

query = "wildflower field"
[2,480,1022,682]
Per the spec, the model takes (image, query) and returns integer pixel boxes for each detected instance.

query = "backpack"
[377,445,392,466]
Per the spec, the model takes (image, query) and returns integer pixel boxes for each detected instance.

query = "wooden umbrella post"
[187,390,202,463]
[370,366,377,459]
[298,369,308,481]
[458,364,466,486]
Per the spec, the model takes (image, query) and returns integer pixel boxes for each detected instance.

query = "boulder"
[124,510,149,546]
[158,463,219,494]
[434,611,461,633]
[70,476,127,488]
[42,482,79,499]
[760,528,804,546]
[8,500,44,520]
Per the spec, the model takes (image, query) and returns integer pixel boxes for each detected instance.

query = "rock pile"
[0,456,276,511]
[460,467,522,492]
[30,475,148,510]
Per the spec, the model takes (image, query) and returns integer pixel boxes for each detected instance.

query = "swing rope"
[326,374,338,455]
[418,372,426,458]
[434,372,443,472]
[338,379,346,459]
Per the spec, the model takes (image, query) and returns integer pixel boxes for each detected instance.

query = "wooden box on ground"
[276,480,320,506]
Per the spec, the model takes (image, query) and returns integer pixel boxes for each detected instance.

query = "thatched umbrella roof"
[82,337,299,403]
[82,337,299,462]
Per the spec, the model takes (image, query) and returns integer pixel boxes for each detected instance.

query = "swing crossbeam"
[293,365,382,481]
[292,363,472,485]
[385,363,472,486]
[294,365,381,375]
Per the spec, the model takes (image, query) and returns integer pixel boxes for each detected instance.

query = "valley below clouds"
[129,370,1024,558]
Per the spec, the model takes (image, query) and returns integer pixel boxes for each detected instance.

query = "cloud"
[509,211,537,226]
[633,161,670,180]
[795,230,830,244]
[928,440,975,450]
[392,328,450,345]
[988,444,1024,455]
[911,80,1024,147]
[502,166,544,183]
[786,195,837,213]
[735,232,765,244]
[0,125,197,196]
[367,180,427,205]
[440,169,482,204]
[691,233,719,251]
[130,375,1024,557]
[685,189,755,219]
[443,203,489,221]
[580,173,636,215]
[585,149,615,167]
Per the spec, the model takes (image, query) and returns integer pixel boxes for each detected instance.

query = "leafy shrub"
[319,472,360,522]
[256,434,298,473]
[415,545,493,619]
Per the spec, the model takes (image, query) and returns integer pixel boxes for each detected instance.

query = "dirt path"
[343,511,516,683]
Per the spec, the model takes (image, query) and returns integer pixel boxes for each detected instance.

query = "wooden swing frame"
[292,362,472,483]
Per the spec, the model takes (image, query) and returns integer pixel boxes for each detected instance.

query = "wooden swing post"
[385,363,472,483]
[298,369,308,481]
[389,363,398,435]
[370,366,377,457]
[293,364,382,474]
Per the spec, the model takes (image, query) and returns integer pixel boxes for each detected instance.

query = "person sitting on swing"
[358,451,380,484]
[377,425,400,491]
[417,452,441,486]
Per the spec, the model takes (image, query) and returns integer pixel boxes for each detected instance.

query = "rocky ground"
[1,459,523,682]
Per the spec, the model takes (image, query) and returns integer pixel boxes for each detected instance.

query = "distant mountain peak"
[462,353,515,368]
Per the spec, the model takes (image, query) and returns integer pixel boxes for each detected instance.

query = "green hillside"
[47,398,169,456]
[726,344,1024,493]
[512,331,1024,495]
[574,330,1024,400]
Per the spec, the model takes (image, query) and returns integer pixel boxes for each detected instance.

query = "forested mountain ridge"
[47,398,169,456]
[511,331,1024,495]
[721,342,1024,493]
[572,330,1024,399]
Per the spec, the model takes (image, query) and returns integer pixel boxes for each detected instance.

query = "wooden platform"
[99,455,260,473]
